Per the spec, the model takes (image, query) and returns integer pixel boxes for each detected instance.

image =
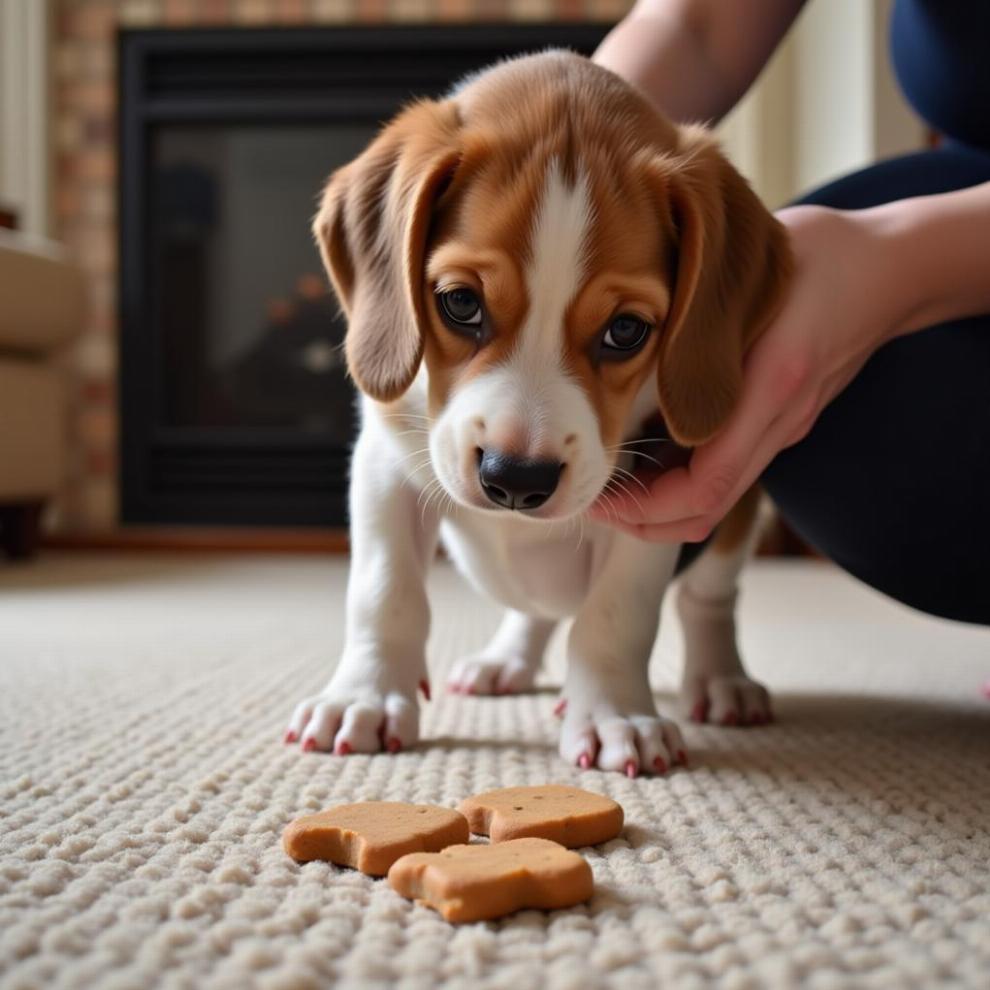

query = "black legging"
[761,143,990,625]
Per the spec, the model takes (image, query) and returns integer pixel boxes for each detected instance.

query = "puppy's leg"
[447,610,555,696]
[285,418,440,755]
[559,533,685,776]
[677,486,773,726]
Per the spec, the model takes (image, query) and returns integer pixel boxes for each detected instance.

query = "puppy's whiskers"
[416,478,446,522]
[611,438,675,447]
[406,458,435,480]
[379,412,433,423]
[605,475,645,517]
[611,465,649,497]
[394,446,433,470]
[606,442,669,471]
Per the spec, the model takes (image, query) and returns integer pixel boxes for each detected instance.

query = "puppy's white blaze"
[430,157,607,510]
[515,159,593,372]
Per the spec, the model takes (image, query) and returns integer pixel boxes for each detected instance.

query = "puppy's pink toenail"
[577,752,591,770]
[722,711,739,726]
[419,679,431,701]
[386,737,402,754]
[653,756,667,773]
[335,741,352,756]
[284,730,297,744]
[677,749,688,766]
[625,760,638,779]
[301,737,316,752]
[553,698,567,717]
[691,701,708,723]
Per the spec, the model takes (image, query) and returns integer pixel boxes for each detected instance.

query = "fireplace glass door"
[152,124,369,436]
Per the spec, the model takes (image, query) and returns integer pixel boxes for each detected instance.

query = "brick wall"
[52,0,629,532]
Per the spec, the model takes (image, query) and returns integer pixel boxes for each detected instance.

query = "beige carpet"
[1,553,988,990]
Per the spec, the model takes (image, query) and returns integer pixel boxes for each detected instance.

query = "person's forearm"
[593,0,806,124]
[869,182,990,339]
[593,4,734,122]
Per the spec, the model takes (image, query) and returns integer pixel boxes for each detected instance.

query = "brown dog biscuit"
[459,785,623,847]
[283,802,470,876]
[388,837,593,922]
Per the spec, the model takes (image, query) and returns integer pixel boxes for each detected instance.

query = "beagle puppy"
[285,50,792,775]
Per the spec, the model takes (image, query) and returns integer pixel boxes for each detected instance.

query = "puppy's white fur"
[287,146,769,773]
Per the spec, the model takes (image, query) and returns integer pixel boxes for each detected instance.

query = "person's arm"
[593,0,807,124]
[879,182,990,337]
[590,183,990,544]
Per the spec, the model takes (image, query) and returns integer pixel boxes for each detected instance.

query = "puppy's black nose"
[477,450,562,510]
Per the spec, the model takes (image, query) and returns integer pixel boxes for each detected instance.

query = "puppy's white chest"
[439,514,598,620]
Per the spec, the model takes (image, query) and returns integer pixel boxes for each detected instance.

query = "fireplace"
[118,24,609,527]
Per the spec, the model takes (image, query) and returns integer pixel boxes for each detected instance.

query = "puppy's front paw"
[447,654,538,696]
[285,678,424,755]
[558,705,687,777]
[681,674,773,726]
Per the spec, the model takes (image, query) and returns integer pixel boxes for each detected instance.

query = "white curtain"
[0,0,50,236]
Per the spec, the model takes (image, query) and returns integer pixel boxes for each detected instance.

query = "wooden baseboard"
[43,527,349,554]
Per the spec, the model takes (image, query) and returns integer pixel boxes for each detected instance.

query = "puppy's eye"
[601,314,651,356]
[438,288,483,328]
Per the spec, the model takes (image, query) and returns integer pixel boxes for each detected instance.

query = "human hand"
[590,204,902,542]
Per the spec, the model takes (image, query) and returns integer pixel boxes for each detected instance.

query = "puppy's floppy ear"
[647,128,792,446]
[313,99,461,401]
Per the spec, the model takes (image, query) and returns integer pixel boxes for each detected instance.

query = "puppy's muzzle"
[477,449,563,511]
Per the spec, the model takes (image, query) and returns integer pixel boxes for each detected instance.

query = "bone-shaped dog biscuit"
[458,785,623,847]
[282,802,470,876]
[388,837,594,922]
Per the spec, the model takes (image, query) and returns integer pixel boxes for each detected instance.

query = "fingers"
[593,328,816,540]
[595,411,796,543]
[600,512,720,546]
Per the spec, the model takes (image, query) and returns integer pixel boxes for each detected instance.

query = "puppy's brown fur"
[315,53,790,464]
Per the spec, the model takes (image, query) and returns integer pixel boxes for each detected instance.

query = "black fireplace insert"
[118,24,609,526]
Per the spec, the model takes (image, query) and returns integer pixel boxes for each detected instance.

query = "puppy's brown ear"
[313,99,460,401]
[648,129,792,446]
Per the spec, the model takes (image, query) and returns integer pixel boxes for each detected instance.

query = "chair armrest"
[0,229,86,355]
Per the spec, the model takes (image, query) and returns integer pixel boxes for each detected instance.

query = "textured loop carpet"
[1,553,988,989]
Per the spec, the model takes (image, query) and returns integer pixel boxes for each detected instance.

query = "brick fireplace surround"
[53,0,629,537]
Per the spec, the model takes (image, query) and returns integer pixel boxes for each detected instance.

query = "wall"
[790,0,923,196]
[722,0,924,208]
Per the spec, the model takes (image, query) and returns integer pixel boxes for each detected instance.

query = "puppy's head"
[314,51,791,520]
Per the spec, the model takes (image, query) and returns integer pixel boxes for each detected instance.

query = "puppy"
[285,50,791,775]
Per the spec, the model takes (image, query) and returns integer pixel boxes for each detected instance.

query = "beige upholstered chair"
[0,230,85,558]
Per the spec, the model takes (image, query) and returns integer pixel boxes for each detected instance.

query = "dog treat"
[283,802,470,876]
[388,837,594,922]
[459,785,624,847]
